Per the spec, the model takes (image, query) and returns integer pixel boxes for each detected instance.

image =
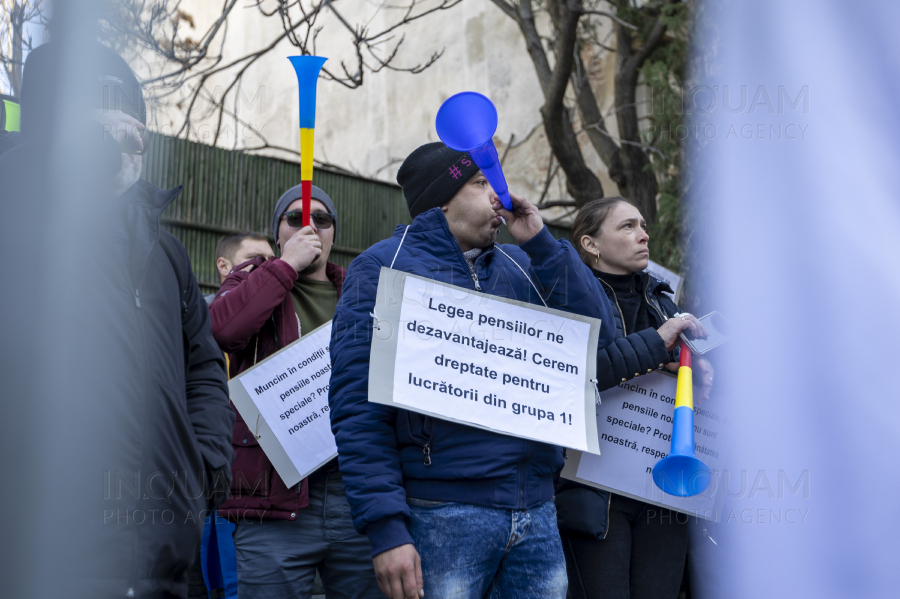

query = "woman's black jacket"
[593,272,679,390]
[555,271,681,539]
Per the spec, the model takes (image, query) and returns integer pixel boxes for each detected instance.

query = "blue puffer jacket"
[329,208,616,556]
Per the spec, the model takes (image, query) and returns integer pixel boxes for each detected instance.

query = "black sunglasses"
[283,211,334,229]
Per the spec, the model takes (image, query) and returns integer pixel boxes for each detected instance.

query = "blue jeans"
[408,499,567,599]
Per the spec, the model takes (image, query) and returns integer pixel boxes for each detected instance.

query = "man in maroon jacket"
[210,184,381,599]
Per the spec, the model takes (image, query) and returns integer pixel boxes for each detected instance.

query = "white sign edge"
[367,266,602,455]
[562,369,724,520]
[228,320,336,488]
[561,450,721,520]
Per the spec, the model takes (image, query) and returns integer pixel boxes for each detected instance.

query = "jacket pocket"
[404,412,434,445]
[230,420,272,498]
[232,417,260,447]
[555,486,610,539]
[403,411,436,466]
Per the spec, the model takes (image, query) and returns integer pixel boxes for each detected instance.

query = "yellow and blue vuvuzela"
[652,340,712,497]
[288,56,328,228]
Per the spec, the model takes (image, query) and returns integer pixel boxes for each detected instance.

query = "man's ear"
[216,257,233,278]
[441,203,450,213]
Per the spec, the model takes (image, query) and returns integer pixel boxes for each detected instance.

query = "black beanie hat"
[20,42,146,137]
[397,142,481,219]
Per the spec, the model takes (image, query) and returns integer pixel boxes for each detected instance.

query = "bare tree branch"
[579,8,636,30]
[571,51,622,178]
[544,0,580,110]
[499,133,515,166]
[488,0,518,21]
[619,12,668,84]
[537,0,606,206]
[493,0,552,95]
[96,0,460,168]
[544,207,578,226]
[537,199,577,209]
[609,0,678,222]
[490,0,687,221]
[1,0,47,96]
[537,152,561,205]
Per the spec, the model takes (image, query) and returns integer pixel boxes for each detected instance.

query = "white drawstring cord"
[390,226,410,269]
[493,245,548,308]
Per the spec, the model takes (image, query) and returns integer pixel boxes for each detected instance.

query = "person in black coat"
[0,41,235,599]
[555,197,713,599]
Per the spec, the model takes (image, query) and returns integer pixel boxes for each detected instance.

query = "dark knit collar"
[591,268,645,295]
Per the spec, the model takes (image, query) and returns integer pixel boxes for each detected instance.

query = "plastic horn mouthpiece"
[288,55,328,227]
[435,92,513,210]
[652,341,712,497]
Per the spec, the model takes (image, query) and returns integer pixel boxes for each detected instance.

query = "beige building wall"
[141,0,621,224]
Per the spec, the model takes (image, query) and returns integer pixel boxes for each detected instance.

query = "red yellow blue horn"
[652,340,712,496]
[288,56,328,227]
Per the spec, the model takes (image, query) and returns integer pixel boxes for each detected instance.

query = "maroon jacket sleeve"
[210,257,298,353]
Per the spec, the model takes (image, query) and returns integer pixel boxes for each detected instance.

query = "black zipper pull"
[423,443,432,466]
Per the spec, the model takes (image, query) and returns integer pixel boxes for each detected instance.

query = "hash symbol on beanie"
[397,142,481,219]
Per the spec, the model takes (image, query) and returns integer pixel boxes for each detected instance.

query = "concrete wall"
[140,0,622,223]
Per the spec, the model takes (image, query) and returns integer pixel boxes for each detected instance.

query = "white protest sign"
[645,260,683,303]
[228,322,337,488]
[368,268,602,454]
[561,370,728,518]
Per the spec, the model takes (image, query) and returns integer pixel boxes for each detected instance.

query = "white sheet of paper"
[645,260,683,303]
[228,322,337,487]
[368,268,602,454]
[561,371,728,519]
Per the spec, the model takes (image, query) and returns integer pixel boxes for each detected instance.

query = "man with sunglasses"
[210,184,381,599]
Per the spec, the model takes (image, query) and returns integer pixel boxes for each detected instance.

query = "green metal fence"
[141,132,570,294]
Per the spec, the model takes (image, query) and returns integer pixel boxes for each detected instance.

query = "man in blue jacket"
[328,142,615,599]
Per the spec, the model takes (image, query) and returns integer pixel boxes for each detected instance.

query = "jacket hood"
[392,206,448,239]
[643,270,675,296]
[117,180,183,291]
[388,207,502,284]
[130,179,183,213]
[391,206,494,259]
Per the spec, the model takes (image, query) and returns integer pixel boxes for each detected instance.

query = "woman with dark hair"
[556,196,713,599]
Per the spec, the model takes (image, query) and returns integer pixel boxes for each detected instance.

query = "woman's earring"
[595,251,601,267]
